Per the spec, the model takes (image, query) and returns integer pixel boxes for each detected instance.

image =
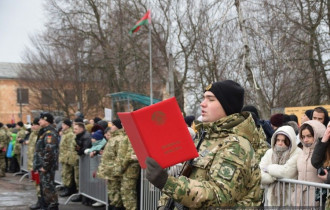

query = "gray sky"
[0,0,46,63]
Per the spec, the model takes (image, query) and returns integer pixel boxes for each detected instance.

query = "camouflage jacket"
[159,113,262,209]
[33,125,59,172]
[113,131,140,179]
[0,127,10,151]
[59,128,76,165]
[14,127,26,155]
[97,129,125,180]
[27,129,39,171]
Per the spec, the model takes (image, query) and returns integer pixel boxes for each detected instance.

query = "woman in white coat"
[260,125,302,206]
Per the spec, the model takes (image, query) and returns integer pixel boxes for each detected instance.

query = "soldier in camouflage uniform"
[33,113,59,210]
[97,120,125,209]
[26,118,41,210]
[0,123,10,177]
[146,80,262,209]
[14,121,26,167]
[116,133,140,210]
[58,119,76,197]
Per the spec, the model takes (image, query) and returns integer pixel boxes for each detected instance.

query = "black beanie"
[112,119,122,129]
[184,116,195,127]
[32,118,40,125]
[74,117,84,123]
[40,112,54,124]
[205,80,245,116]
[241,105,259,119]
[0,123,3,128]
[17,121,24,127]
[305,110,313,120]
[63,119,72,127]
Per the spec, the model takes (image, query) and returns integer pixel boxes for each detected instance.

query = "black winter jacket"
[311,139,330,184]
[75,130,92,156]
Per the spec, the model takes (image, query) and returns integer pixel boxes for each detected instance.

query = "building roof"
[0,62,23,79]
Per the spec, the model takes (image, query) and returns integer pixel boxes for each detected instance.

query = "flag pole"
[149,13,153,105]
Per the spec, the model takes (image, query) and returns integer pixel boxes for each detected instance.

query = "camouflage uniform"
[33,125,59,209]
[27,128,41,196]
[97,129,125,208]
[114,132,140,210]
[159,112,262,209]
[14,127,26,167]
[59,128,76,189]
[0,127,10,177]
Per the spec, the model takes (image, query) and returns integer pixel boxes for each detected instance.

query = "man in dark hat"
[146,80,262,208]
[33,112,59,210]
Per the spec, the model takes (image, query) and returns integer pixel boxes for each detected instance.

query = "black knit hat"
[184,116,195,127]
[17,121,24,127]
[305,110,313,120]
[241,105,259,119]
[0,123,3,128]
[112,119,122,129]
[74,117,84,123]
[97,120,108,130]
[40,112,54,124]
[93,117,102,123]
[63,119,72,127]
[32,118,40,125]
[205,80,245,116]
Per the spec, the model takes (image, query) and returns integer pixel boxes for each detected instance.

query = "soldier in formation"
[33,113,59,210]
[146,80,263,209]
[58,119,77,197]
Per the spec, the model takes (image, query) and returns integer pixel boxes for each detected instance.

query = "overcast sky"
[0,0,46,63]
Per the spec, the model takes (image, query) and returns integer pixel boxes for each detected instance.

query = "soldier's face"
[200,91,227,123]
[39,118,48,127]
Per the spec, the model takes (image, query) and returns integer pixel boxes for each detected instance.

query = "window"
[41,89,52,105]
[87,89,98,106]
[17,88,29,104]
[64,89,75,104]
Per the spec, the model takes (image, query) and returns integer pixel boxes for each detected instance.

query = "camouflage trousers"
[121,164,140,210]
[40,169,58,208]
[0,152,5,177]
[61,163,75,188]
[108,178,123,207]
[35,182,41,197]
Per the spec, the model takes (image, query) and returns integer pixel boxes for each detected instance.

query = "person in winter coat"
[295,120,326,206]
[84,130,106,157]
[311,122,330,207]
[259,126,302,206]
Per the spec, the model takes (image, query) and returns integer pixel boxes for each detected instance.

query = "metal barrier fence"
[54,162,62,185]
[18,144,29,182]
[264,178,330,207]
[140,164,183,210]
[66,155,108,209]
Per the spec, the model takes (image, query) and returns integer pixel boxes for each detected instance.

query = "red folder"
[118,97,198,169]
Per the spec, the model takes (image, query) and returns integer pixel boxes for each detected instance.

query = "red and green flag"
[129,10,151,35]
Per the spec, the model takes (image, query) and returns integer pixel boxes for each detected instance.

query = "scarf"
[271,145,291,206]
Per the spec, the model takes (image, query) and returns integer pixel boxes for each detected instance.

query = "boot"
[59,187,71,197]
[71,194,82,202]
[47,204,59,210]
[29,197,41,210]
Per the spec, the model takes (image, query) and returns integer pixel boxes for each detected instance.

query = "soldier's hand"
[146,157,168,190]
[40,167,46,173]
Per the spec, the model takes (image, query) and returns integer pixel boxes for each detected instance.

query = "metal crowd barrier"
[140,163,183,210]
[65,155,108,209]
[54,162,62,186]
[264,178,330,207]
[18,144,29,182]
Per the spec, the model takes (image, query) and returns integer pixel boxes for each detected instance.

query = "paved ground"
[0,172,106,210]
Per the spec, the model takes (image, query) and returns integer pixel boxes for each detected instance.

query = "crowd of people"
[0,79,330,209]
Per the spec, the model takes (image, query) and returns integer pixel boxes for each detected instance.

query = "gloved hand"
[84,149,89,155]
[146,157,168,190]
